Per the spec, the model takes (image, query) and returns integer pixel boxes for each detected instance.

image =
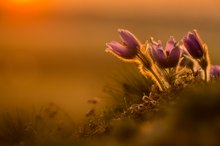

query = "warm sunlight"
[11,0,33,4]
[0,0,50,15]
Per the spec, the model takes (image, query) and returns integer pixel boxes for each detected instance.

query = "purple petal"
[193,30,204,46]
[165,36,176,54]
[210,65,220,78]
[106,41,125,53]
[151,44,167,68]
[183,39,202,59]
[167,46,181,67]
[118,29,140,49]
[183,32,204,59]
[157,40,163,49]
[188,33,203,52]
[106,41,137,59]
[150,37,159,49]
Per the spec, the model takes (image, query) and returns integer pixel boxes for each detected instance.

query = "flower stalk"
[136,52,167,91]
[183,30,211,82]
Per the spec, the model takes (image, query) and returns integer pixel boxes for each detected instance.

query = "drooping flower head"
[106,29,141,60]
[150,37,181,68]
[183,30,204,59]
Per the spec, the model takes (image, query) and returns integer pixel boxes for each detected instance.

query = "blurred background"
[0,0,220,121]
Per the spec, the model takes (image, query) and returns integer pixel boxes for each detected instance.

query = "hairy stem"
[203,67,210,82]
[137,53,166,91]
[149,68,166,91]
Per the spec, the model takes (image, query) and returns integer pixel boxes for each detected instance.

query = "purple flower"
[210,65,220,78]
[183,30,204,59]
[150,37,181,68]
[106,29,140,59]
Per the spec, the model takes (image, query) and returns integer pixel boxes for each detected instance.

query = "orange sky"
[52,0,220,19]
[0,0,220,20]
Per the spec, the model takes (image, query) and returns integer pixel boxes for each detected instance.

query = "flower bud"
[183,30,204,59]
[106,29,141,59]
[150,37,181,68]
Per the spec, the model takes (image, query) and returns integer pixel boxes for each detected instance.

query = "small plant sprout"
[183,30,211,82]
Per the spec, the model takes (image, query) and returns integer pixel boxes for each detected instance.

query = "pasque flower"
[183,30,211,82]
[106,29,169,91]
[150,37,181,68]
[183,30,204,59]
[106,29,141,60]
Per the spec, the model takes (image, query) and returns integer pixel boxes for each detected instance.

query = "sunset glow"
[1,0,50,15]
